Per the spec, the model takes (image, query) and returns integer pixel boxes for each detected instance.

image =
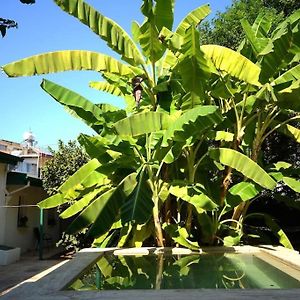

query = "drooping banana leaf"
[114,111,170,137]
[67,173,137,236]
[59,159,101,194]
[59,187,107,219]
[121,168,153,224]
[89,81,124,97]
[275,80,300,111]
[169,184,218,213]
[226,182,261,208]
[38,193,66,209]
[275,122,300,143]
[273,64,300,85]
[175,4,211,36]
[163,105,222,145]
[245,213,293,249]
[201,45,261,86]
[41,79,105,132]
[282,177,300,193]
[209,148,277,190]
[2,50,136,77]
[54,0,145,66]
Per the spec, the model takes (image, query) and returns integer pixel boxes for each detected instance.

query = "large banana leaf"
[275,80,300,111]
[114,111,170,137]
[67,173,137,236]
[163,106,222,145]
[89,81,124,97]
[209,148,277,190]
[38,193,66,209]
[176,26,211,108]
[260,24,295,83]
[59,187,106,219]
[273,64,300,85]
[201,45,261,86]
[175,4,211,36]
[245,213,293,249]
[276,122,300,143]
[169,184,218,213]
[2,50,135,77]
[139,20,165,62]
[226,182,261,208]
[121,168,153,224]
[54,0,145,66]
[41,79,105,132]
[282,177,300,193]
[59,159,101,194]
[154,0,174,32]
[241,19,269,56]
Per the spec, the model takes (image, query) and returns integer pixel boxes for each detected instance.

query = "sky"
[0,0,232,149]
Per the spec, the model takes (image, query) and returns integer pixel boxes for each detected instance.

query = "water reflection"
[68,252,300,290]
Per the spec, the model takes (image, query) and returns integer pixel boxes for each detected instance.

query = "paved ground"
[0,248,69,297]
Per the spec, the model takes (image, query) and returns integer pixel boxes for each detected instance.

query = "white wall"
[0,163,7,244]
[4,186,60,253]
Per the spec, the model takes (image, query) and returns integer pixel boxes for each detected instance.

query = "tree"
[2,0,300,251]
[41,140,89,251]
[200,0,300,50]
[0,0,35,37]
[42,140,89,196]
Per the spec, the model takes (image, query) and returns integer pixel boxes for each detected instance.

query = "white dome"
[23,131,35,141]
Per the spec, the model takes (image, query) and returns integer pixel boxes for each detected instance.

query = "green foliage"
[42,140,89,196]
[4,0,300,251]
[199,0,300,50]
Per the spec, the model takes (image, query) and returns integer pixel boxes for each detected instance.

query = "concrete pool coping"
[2,245,300,300]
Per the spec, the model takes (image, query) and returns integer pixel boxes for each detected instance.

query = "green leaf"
[260,24,294,83]
[223,235,241,247]
[201,45,261,86]
[245,213,293,249]
[54,0,144,66]
[226,182,261,208]
[273,64,300,85]
[59,188,105,219]
[207,131,234,142]
[89,81,124,97]
[282,177,300,193]
[139,19,165,62]
[176,26,211,108]
[3,50,136,77]
[163,224,200,250]
[121,168,153,224]
[67,173,137,236]
[38,193,66,209]
[154,0,174,32]
[114,111,170,137]
[209,148,277,190]
[275,80,300,111]
[241,19,269,56]
[275,122,300,143]
[41,79,104,132]
[175,4,211,36]
[169,184,218,213]
[163,106,222,145]
[59,159,101,194]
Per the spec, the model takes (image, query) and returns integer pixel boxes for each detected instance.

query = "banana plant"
[2,0,299,250]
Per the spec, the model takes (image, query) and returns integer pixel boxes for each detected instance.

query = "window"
[0,144,7,151]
